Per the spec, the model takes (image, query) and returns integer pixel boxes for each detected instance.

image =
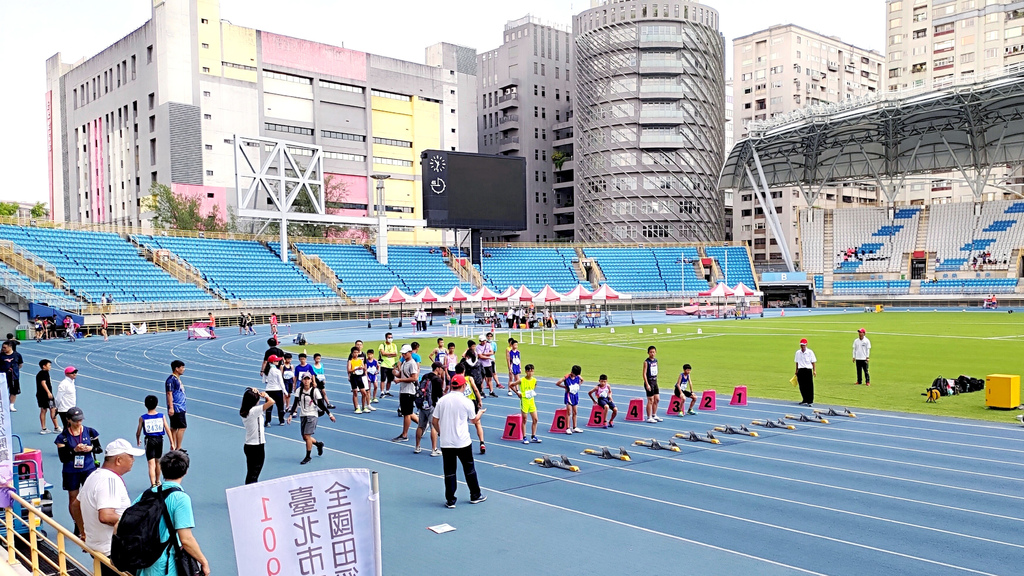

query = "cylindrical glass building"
[574,0,725,242]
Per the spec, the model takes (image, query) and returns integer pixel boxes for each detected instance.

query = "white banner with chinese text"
[226,468,380,576]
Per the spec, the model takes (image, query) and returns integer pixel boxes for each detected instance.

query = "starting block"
[785,413,829,424]
[550,408,569,433]
[531,454,580,472]
[633,438,681,452]
[815,407,856,418]
[582,446,631,461]
[625,398,645,421]
[751,418,796,430]
[713,424,759,437]
[502,414,524,441]
[674,431,720,445]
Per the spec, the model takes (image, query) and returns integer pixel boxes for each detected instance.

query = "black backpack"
[414,374,435,411]
[110,486,181,571]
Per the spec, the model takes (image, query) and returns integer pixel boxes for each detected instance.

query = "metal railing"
[4,491,132,576]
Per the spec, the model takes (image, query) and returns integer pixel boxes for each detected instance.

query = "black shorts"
[349,375,365,391]
[36,395,55,410]
[145,436,164,461]
[169,411,187,429]
[682,390,694,399]
[645,380,659,398]
[482,366,494,378]
[382,367,396,385]
[62,469,93,491]
[8,378,20,396]
[399,393,415,416]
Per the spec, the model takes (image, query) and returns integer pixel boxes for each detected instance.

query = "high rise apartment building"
[477,16,575,242]
[574,0,726,243]
[44,0,476,244]
[886,0,1024,203]
[732,25,884,265]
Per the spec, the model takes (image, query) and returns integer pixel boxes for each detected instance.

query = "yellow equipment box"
[985,374,1020,409]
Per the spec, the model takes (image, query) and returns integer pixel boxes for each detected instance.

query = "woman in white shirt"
[239,387,275,484]
[264,355,287,427]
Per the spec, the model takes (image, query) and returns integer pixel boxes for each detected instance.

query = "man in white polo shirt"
[78,438,146,571]
[853,328,871,386]
[432,376,486,509]
[794,338,817,407]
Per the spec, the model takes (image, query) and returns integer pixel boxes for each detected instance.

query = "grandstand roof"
[720,69,1024,204]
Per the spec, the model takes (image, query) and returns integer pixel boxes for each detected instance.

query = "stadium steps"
[915,207,930,252]
[588,258,605,289]
[823,210,835,293]
[446,252,483,288]
[571,247,589,283]
[290,247,355,304]
[0,240,65,291]
[130,237,222,300]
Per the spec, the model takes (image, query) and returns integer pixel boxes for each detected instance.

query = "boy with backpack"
[414,362,446,456]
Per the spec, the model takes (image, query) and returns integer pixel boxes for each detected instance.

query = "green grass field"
[289,312,1024,422]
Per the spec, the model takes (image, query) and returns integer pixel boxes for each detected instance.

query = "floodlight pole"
[371,174,391,266]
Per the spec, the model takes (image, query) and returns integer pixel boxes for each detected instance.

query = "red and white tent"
[731,282,756,296]
[698,282,735,298]
[471,285,499,302]
[562,284,593,301]
[591,284,624,300]
[495,286,516,300]
[440,286,471,302]
[410,286,441,302]
[508,285,536,301]
[370,286,411,303]
[532,285,564,303]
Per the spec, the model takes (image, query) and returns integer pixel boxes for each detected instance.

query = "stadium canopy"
[718,65,1024,272]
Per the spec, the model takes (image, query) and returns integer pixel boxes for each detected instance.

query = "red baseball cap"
[858,328,866,333]
[268,355,282,363]
[799,338,808,345]
[64,366,78,375]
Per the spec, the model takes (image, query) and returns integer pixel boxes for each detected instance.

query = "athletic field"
[10,310,1023,576]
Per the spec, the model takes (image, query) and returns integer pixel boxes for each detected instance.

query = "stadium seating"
[813,274,824,292]
[0,226,213,303]
[920,277,1018,295]
[832,207,920,273]
[0,262,72,305]
[382,246,469,294]
[583,248,667,294]
[704,246,757,288]
[651,247,710,296]
[800,208,825,274]
[135,236,336,302]
[476,247,580,292]
[928,200,1024,271]
[832,280,911,296]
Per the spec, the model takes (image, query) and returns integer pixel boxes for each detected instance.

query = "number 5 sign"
[227,469,382,576]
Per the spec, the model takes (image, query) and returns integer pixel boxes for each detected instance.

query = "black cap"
[67,407,85,422]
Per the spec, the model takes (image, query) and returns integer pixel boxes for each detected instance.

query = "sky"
[0,0,885,206]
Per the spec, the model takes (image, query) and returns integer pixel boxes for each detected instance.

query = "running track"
[12,319,1021,576]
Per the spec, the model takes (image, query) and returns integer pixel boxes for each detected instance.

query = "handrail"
[4,490,132,576]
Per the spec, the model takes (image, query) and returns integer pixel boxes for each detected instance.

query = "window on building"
[147,46,153,64]
[148,93,155,110]
[203,113,211,120]
[204,144,213,150]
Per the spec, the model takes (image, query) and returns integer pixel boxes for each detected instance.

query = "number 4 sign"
[227,469,382,576]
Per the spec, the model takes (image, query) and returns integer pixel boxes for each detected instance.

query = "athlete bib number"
[524,390,536,399]
[283,370,294,380]
[144,419,165,435]
[649,364,659,377]
[568,384,580,395]
[512,357,521,365]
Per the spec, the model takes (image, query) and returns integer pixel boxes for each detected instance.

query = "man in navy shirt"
[165,360,188,449]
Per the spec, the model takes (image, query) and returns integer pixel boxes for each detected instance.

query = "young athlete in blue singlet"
[556,365,584,434]
[135,395,175,486]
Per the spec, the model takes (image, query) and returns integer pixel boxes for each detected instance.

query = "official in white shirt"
[794,338,817,406]
[78,438,145,569]
[853,328,871,386]
[431,376,487,509]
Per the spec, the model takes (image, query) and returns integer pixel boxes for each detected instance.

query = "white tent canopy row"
[369,284,630,304]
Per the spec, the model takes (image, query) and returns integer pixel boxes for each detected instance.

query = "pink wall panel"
[260,32,366,81]
[172,184,228,222]
[326,173,368,218]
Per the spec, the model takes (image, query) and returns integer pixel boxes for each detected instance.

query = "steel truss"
[574,13,725,243]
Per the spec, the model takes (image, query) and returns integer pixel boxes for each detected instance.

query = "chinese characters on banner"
[0,373,11,507]
[226,468,381,576]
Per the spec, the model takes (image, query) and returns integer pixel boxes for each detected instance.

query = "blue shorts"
[564,392,579,406]
[597,397,616,410]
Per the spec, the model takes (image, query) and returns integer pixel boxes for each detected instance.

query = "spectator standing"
[794,338,817,406]
[55,366,79,429]
[264,355,288,426]
[240,388,275,484]
[79,438,145,573]
[165,360,188,449]
[853,328,871,386]
[377,333,398,397]
[133,451,211,576]
[477,333,498,396]
[54,407,101,540]
[391,345,420,442]
[36,359,60,434]
[0,340,22,411]
[432,376,487,509]
[100,314,109,342]
[414,362,445,456]
[260,338,284,379]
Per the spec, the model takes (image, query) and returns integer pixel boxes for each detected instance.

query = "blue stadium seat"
[704,246,757,288]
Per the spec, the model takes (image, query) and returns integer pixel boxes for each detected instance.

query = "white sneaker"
[507,390,514,396]
[367,406,377,412]
[430,449,442,456]
[414,446,423,454]
[565,429,573,435]
[653,416,664,422]
[646,417,658,423]
[9,406,15,412]
[39,429,49,435]
[573,427,584,433]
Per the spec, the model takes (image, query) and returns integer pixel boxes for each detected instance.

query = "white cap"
[400,344,413,354]
[106,438,146,457]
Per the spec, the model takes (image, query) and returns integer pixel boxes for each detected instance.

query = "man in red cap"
[853,328,871,386]
[794,338,816,406]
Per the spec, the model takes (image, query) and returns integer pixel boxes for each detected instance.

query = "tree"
[30,202,48,219]
[148,182,228,231]
[552,150,569,170]
[0,202,19,217]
